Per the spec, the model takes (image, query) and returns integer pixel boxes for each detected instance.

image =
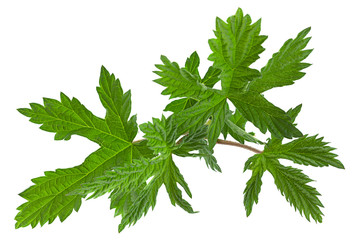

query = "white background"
[1,0,359,239]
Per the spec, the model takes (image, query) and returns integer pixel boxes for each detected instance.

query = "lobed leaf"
[16,66,139,228]
[139,115,178,154]
[264,135,344,169]
[266,159,324,223]
[163,156,195,213]
[72,157,163,199]
[249,28,312,93]
[118,176,163,232]
[243,154,266,216]
[229,91,302,139]
[15,141,133,228]
[208,8,267,94]
[154,55,211,100]
[174,92,227,149]
[173,125,222,172]
[98,154,195,233]
[161,52,220,114]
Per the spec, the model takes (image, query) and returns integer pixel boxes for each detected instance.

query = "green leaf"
[17,66,137,144]
[78,153,195,233]
[264,135,344,169]
[15,66,139,228]
[243,155,266,216]
[118,176,162,232]
[208,8,267,94]
[114,155,195,232]
[174,92,227,149]
[154,55,211,100]
[110,183,146,218]
[229,91,302,139]
[163,155,195,213]
[72,157,163,199]
[139,115,178,155]
[208,9,302,140]
[16,145,132,228]
[207,96,227,149]
[185,51,200,76]
[199,146,222,172]
[249,28,312,93]
[225,118,263,144]
[173,126,207,155]
[97,66,138,141]
[161,52,221,115]
[164,98,197,113]
[286,104,302,124]
[222,109,261,144]
[163,54,221,114]
[154,51,227,149]
[18,94,126,145]
[140,116,195,210]
[132,140,157,160]
[201,66,221,88]
[114,116,196,232]
[173,125,221,172]
[266,159,324,223]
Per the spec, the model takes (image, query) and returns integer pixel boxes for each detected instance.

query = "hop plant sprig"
[16,8,344,235]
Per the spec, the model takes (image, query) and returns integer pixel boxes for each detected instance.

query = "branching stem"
[133,138,263,154]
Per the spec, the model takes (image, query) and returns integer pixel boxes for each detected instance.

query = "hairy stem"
[133,138,263,154]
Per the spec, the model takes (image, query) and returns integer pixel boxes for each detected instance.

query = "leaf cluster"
[16,8,344,234]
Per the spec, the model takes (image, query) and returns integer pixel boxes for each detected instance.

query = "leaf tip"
[17,107,32,117]
[298,27,311,38]
[15,221,22,229]
[190,51,199,58]
[337,161,345,170]
[118,223,126,233]
[160,55,169,63]
[245,209,252,217]
[100,65,108,72]
[235,7,244,17]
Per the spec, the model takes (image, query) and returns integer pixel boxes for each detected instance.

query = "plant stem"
[133,138,263,154]
[215,139,263,154]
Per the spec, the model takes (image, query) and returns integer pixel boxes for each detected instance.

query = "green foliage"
[154,55,212,100]
[267,159,324,222]
[264,135,344,169]
[207,8,303,139]
[208,8,266,95]
[16,66,140,228]
[16,7,344,235]
[243,155,266,216]
[248,28,312,93]
[242,114,343,221]
[243,153,326,222]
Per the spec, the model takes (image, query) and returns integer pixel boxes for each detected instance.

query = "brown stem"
[133,138,263,154]
[215,139,263,154]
